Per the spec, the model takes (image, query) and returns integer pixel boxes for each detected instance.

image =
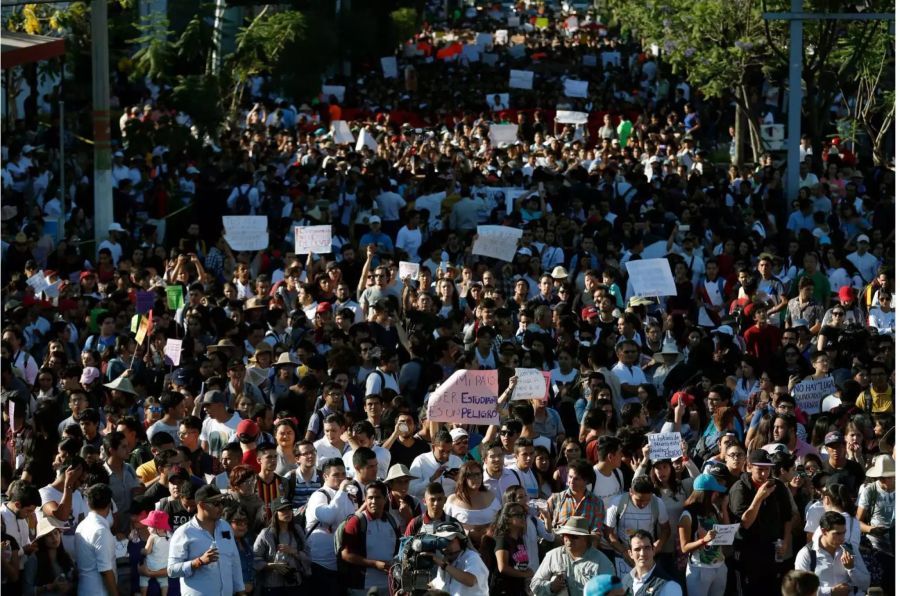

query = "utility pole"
[762,4,894,204]
[91,0,113,252]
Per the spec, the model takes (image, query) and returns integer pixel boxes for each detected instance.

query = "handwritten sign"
[509,69,534,90]
[495,29,508,45]
[166,285,184,310]
[26,270,49,295]
[625,258,677,297]
[426,369,500,425]
[331,120,354,145]
[473,225,523,262]
[398,261,420,280]
[648,432,682,461]
[381,56,398,78]
[709,524,740,546]
[564,79,589,98]
[791,376,836,415]
[223,215,268,251]
[164,338,183,366]
[136,290,155,314]
[294,225,333,254]
[488,124,519,146]
[43,280,60,298]
[556,110,589,125]
[511,368,551,401]
[322,84,345,103]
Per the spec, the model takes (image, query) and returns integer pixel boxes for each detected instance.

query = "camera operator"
[426,521,489,596]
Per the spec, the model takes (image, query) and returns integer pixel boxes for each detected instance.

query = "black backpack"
[231,184,252,214]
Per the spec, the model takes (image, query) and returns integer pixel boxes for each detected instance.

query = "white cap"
[450,428,469,441]
[108,222,125,233]
[715,325,734,337]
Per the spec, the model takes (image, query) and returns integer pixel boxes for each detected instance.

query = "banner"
[564,79,589,98]
[625,258,677,297]
[398,261,420,280]
[556,110,589,125]
[294,225,333,254]
[223,216,268,251]
[331,120,354,145]
[511,368,551,401]
[648,432,682,461]
[426,369,500,425]
[488,124,519,146]
[509,69,534,90]
[791,376,837,415]
[472,225,523,261]
[381,56,398,78]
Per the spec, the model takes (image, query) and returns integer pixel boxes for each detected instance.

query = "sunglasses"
[500,430,518,436]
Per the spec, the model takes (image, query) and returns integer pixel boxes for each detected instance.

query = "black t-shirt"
[389,436,430,469]
[492,533,529,595]
[728,473,793,550]
[822,458,865,496]
[161,498,193,531]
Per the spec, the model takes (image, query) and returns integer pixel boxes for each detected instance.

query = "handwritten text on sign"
[511,368,551,401]
[223,216,268,251]
[294,225,333,254]
[648,432,682,461]
[164,339,183,366]
[791,376,836,415]
[473,225,523,262]
[709,524,740,546]
[625,258,677,297]
[427,370,500,425]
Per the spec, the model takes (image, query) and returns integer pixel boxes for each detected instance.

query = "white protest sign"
[488,124,519,146]
[565,15,579,30]
[331,120,354,145]
[709,524,740,546]
[473,225,523,261]
[461,44,481,63]
[426,369,500,425]
[648,432,682,461]
[321,84,346,103]
[356,127,378,152]
[398,261,420,281]
[509,69,534,90]
[502,188,529,214]
[381,56,398,78]
[475,32,493,48]
[564,79,589,98]
[625,258,677,297]
[791,376,836,415]
[495,29,509,45]
[26,270,49,295]
[164,338,183,366]
[43,280,60,298]
[556,110,589,125]
[223,216,268,251]
[511,368,550,401]
[601,51,622,68]
[294,225,333,254]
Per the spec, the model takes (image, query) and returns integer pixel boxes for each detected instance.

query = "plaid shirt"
[547,488,605,533]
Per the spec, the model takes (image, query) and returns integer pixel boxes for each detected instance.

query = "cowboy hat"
[385,464,417,483]
[104,374,137,395]
[652,338,684,364]
[555,516,593,537]
[207,339,237,353]
[866,454,895,478]
[274,352,298,367]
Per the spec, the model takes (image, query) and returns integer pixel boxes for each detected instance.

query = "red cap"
[315,302,332,314]
[236,419,260,437]
[670,391,695,408]
[581,306,599,320]
[79,270,95,280]
[838,286,854,302]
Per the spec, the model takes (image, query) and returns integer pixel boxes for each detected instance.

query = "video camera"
[392,534,451,594]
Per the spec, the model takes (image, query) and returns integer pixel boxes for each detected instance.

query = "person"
[426,520,491,596]
[530,516,614,596]
[856,454,895,594]
[74,483,118,596]
[338,481,400,596]
[781,570,820,596]
[410,429,464,499]
[305,457,357,592]
[622,529,682,596]
[584,574,627,596]
[166,484,247,596]
[139,510,171,596]
[489,501,533,595]
[678,473,730,596]
[281,440,321,512]
[406,482,459,536]
[385,463,420,528]
[604,475,671,568]
[546,458,606,532]
[252,496,310,593]
[222,504,255,595]
[794,511,870,595]
[2,481,41,575]
[22,516,73,596]
[444,461,499,547]
[822,431,865,496]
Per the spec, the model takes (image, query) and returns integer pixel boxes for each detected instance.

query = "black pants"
[308,563,342,594]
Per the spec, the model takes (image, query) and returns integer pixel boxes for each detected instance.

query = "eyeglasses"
[726,453,746,460]
[499,430,518,436]
[831,311,844,316]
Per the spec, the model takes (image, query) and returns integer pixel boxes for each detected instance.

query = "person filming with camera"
[425,520,490,596]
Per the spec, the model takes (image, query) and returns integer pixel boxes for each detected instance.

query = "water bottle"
[774,539,784,562]
[209,537,219,570]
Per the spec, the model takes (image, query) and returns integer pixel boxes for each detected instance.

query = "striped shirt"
[256,475,283,521]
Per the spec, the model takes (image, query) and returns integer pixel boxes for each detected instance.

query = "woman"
[445,460,500,548]
[804,483,860,548]
[23,517,74,596]
[436,277,465,320]
[743,371,775,427]
[553,438,582,488]
[273,419,298,476]
[253,497,310,594]
[228,465,267,535]
[532,445,556,497]
[844,418,871,468]
[637,455,689,575]
[733,356,760,419]
[489,501,533,594]
[678,473,731,596]
[502,485,555,573]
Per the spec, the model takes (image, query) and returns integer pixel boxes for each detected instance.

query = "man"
[847,234,879,283]
[199,390,243,458]
[224,359,264,406]
[756,254,789,323]
[383,412,430,469]
[428,520,490,595]
[794,511,870,595]
[405,482,459,536]
[822,431,865,495]
[743,303,782,370]
[343,420,391,480]
[531,516,615,596]
[593,436,627,504]
[856,454,895,593]
[212,442,242,490]
[604,476,671,567]
[767,413,817,459]
[305,458,358,592]
[282,439,321,512]
[363,394,391,443]
[781,570,820,596]
[611,340,648,400]
[621,530,681,596]
[339,481,400,595]
[143,448,188,502]
[179,416,216,477]
[1,481,41,572]
[785,277,824,334]
[146,391,185,445]
[364,347,401,396]
[482,440,519,496]
[167,484,246,596]
[856,361,893,413]
[728,448,793,595]
[135,432,177,484]
[313,413,350,467]
[254,442,283,521]
[236,418,261,471]
[306,382,345,442]
[74,484,118,596]
[40,455,88,555]
[410,429,464,499]
[103,431,141,535]
[507,437,541,500]
[76,408,104,450]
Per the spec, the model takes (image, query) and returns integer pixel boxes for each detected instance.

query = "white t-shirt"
[804,503,861,548]
[39,485,88,556]
[343,445,391,481]
[200,411,243,457]
[593,467,626,506]
[605,493,670,545]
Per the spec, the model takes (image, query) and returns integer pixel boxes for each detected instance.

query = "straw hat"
[866,455,895,479]
[207,339,237,353]
[274,352,298,367]
[35,516,68,541]
[652,337,683,364]
[385,464,417,483]
[555,516,593,536]
[104,374,136,395]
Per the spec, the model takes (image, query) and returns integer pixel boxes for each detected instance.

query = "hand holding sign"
[427,370,500,425]
[648,432,682,461]
[164,339,183,366]
[398,261,420,281]
[708,524,740,546]
[294,225,333,254]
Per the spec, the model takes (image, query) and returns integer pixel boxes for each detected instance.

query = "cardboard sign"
[356,127,378,152]
[322,84,346,103]
[398,261,420,280]
[486,93,510,110]
[495,29,509,45]
[488,124,519,146]
[166,286,184,310]
[648,432,682,461]
[223,215,268,251]
[509,69,534,90]
[164,338,183,366]
[564,79,589,98]
[625,258,677,297]
[709,524,740,546]
[136,291,155,315]
[294,225,333,254]
[791,376,837,415]
[331,120,354,145]
[565,15,579,30]
[26,270,49,294]
[511,368,551,401]
[556,110,589,125]
[426,369,500,425]
[381,56,398,78]
[472,225,523,261]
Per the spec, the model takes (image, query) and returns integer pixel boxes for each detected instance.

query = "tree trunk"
[733,102,745,166]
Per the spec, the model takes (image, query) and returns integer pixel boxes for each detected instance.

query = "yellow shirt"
[855,387,893,413]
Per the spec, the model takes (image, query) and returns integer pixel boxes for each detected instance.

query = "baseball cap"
[195,484,226,504]
[202,390,228,405]
[748,449,774,466]
[857,234,870,244]
[271,496,292,512]
[704,461,730,479]
[450,428,469,441]
[693,473,727,493]
[581,306,599,320]
[80,367,101,385]
[824,431,844,447]
[838,286,855,302]
[315,302,332,314]
[368,215,381,225]
[236,419,260,438]
[585,575,625,596]
[670,391,694,408]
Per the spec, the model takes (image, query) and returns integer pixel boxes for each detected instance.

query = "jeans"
[685,563,728,596]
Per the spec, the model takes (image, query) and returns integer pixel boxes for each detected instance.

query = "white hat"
[857,234,870,244]
[450,428,469,441]
[368,215,381,225]
[551,266,569,280]
[715,325,734,337]
[185,166,200,174]
[820,395,842,412]
[35,516,68,541]
[385,463,417,483]
[108,222,125,233]
[866,454,895,478]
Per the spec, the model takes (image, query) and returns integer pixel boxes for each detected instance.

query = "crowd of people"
[0,1,896,596]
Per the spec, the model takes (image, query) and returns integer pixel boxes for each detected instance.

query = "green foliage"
[172,74,224,135]
[128,14,174,83]
[391,7,419,45]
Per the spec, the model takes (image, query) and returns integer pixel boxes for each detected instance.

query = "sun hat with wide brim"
[35,516,68,540]
[866,454,895,478]
[385,463,417,483]
[140,510,172,532]
[555,515,594,536]
[274,352,299,367]
[652,338,684,364]
[879,426,894,455]
[104,374,137,395]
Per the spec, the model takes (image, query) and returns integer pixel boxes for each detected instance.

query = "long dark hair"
[268,507,304,566]
[454,460,489,506]
[34,531,74,586]
[682,489,722,526]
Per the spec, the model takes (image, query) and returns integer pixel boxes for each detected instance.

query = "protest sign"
[565,15,579,30]
[164,339,183,366]
[331,120,354,144]
[509,69,534,90]
[709,524,740,546]
[501,188,529,214]
[427,369,500,425]
[488,124,519,146]
[475,32,493,48]
[563,79,589,98]
[461,44,481,63]
[494,29,508,45]
[294,225,333,254]
[135,314,151,345]
[648,432,683,461]
[166,286,184,310]
[136,291,155,315]
[26,271,49,295]
[43,281,60,299]
[398,261,420,281]
[223,216,268,251]
[791,376,836,415]
[485,93,510,109]
[601,51,622,68]
[511,368,550,401]
[381,56,398,78]
[625,258,677,297]
[556,110,589,125]
[321,84,345,102]
[356,127,378,152]
[535,17,549,28]
[473,225,523,261]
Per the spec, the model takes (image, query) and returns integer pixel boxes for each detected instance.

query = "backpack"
[293,487,330,537]
[231,184,252,214]
[612,492,661,540]
[334,510,400,579]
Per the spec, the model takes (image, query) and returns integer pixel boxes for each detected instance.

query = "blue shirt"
[167,516,245,596]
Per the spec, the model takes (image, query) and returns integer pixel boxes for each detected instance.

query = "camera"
[392,533,451,595]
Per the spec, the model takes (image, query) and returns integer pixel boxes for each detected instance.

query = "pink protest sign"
[426,370,500,425]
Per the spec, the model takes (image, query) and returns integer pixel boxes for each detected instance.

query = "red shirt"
[743,324,782,369]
